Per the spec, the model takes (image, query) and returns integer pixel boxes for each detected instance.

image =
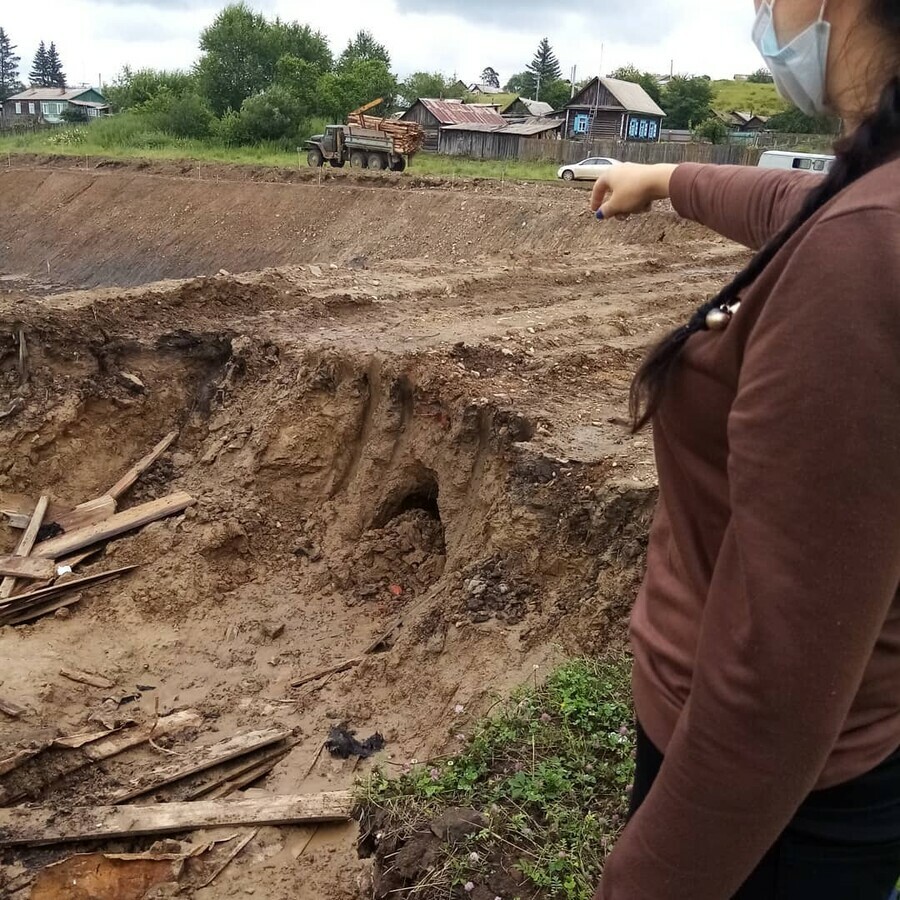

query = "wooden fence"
[519,138,763,167]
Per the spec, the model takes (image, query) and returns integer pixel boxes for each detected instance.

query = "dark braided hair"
[630,0,900,432]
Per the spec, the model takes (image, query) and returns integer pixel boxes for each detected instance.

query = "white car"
[558,157,622,181]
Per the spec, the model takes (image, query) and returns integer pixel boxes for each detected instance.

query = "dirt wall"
[0,158,716,288]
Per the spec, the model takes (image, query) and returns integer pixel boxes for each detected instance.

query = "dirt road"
[0,157,745,898]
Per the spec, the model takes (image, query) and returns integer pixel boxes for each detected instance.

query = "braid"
[629,73,900,432]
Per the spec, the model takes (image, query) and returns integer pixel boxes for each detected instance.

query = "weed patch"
[358,657,635,900]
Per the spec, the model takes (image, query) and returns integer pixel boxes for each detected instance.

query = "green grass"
[0,122,561,182]
[712,79,789,116]
[359,657,635,900]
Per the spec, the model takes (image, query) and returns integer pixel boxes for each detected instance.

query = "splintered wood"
[0,432,190,625]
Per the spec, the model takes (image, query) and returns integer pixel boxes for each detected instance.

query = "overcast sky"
[2,0,764,89]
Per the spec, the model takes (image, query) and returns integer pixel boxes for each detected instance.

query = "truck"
[305,99,425,173]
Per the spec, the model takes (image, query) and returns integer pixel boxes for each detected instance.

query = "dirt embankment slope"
[0,156,720,288]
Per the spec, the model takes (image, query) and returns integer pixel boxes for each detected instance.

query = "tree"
[317,58,398,120]
[338,30,390,70]
[527,37,562,99]
[480,66,500,89]
[661,75,715,129]
[695,117,729,144]
[766,106,838,134]
[747,67,774,84]
[105,67,197,111]
[239,84,304,141]
[505,71,534,96]
[196,3,332,115]
[0,28,22,101]
[46,41,65,88]
[29,40,49,86]
[608,64,663,106]
[540,79,573,111]
[399,71,451,105]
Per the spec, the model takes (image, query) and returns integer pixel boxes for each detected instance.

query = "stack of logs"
[345,113,425,156]
[0,432,195,626]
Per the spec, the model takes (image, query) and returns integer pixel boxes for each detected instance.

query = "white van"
[758,150,835,174]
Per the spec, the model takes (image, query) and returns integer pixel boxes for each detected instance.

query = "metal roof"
[598,78,666,117]
[413,98,507,126]
[520,99,554,117]
[8,87,103,102]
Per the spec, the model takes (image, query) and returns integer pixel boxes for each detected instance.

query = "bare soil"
[0,156,746,899]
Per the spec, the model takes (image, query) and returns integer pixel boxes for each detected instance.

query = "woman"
[589,1,899,898]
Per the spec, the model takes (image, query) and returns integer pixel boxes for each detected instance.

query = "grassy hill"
[712,79,788,116]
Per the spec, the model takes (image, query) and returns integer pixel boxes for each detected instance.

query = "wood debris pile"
[0,431,192,628]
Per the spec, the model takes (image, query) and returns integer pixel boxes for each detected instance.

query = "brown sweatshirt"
[597,160,900,900]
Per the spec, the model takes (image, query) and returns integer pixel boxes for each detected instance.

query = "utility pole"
[571,65,577,99]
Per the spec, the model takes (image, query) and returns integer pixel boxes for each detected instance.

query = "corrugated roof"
[441,118,562,136]
[599,78,666,117]
[414,98,506,126]
[8,87,102,102]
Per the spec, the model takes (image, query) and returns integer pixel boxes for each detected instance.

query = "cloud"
[393,0,680,42]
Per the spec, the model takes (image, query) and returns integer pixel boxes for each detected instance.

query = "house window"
[639,119,649,139]
[29,102,36,115]
[648,120,659,140]
[628,118,639,139]
[15,102,21,115]
[573,114,590,134]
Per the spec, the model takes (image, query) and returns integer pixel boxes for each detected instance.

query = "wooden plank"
[186,745,292,801]
[197,749,289,801]
[82,710,203,762]
[0,792,354,846]
[0,592,88,626]
[2,496,116,532]
[0,697,27,719]
[0,566,138,621]
[0,711,201,806]
[32,493,195,560]
[110,728,289,803]
[107,432,179,501]
[59,668,116,689]
[0,495,49,599]
[0,556,57,580]
[57,496,117,532]
[198,829,258,889]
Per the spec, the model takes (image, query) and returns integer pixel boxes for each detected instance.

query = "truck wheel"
[390,156,407,173]
[307,149,324,168]
[350,151,368,169]
[367,152,387,171]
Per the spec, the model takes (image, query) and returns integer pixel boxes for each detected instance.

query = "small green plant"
[361,656,635,900]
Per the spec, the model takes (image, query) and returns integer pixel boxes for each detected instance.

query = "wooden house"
[558,77,665,142]
[3,87,109,125]
[401,99,506,151]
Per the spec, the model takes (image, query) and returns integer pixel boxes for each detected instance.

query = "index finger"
[590,175,611,213]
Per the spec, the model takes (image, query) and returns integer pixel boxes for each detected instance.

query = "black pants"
[630,723,900,899]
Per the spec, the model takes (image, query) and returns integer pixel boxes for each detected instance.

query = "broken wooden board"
[195,748,290,801]
[107,432,178,501]
[59,668,116,690]
[0,566,138,627]
[0,711,202,806]
[1,495,116,533]
[0,556,57,580]
[30,849,195,900]
[32,493,195,560]
[0,495,48,599]
[0,791,354,846]
[110,728,289,804]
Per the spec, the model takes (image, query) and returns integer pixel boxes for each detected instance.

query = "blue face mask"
[752,0,832,116]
